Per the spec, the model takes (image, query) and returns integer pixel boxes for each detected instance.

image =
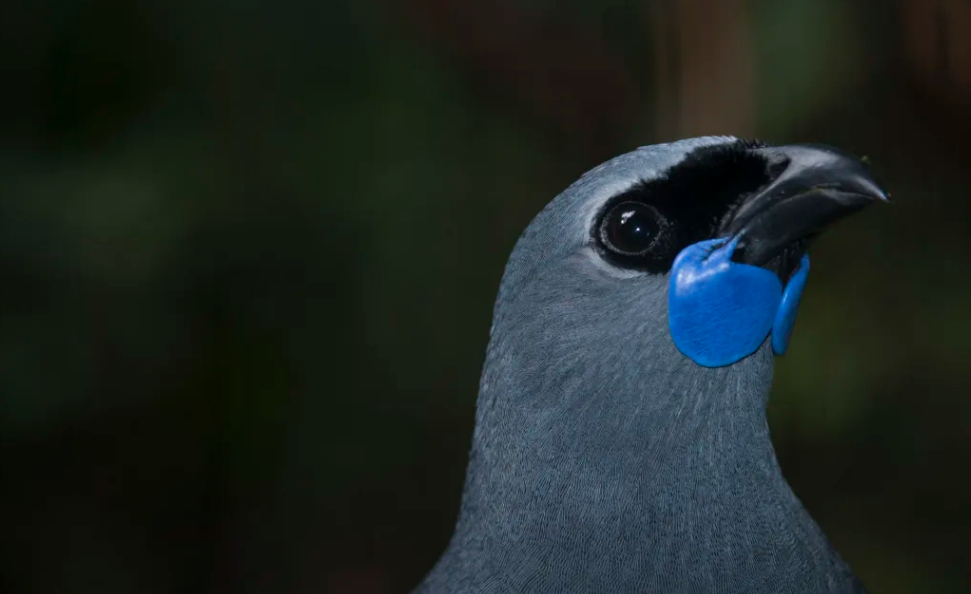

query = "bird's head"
[441,137,887,587]
[484,137,886,423]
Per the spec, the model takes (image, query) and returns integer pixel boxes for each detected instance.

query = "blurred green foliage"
[0,1,969,593]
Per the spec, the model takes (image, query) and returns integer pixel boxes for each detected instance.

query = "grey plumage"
[415,137,869,593]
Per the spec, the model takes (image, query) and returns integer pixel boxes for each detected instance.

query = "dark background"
[1,0,970,592]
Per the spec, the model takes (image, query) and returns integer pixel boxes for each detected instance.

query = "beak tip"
[849,162,890,204]
[854,155,889,203]
[864,181,891,204]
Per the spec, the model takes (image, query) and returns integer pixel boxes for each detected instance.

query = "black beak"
[721,144,889,280]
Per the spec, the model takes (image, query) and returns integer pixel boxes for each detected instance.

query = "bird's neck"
[419,344,856,592]
[457,344,796,541]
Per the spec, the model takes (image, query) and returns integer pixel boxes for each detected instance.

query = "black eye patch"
[592,139,775,274]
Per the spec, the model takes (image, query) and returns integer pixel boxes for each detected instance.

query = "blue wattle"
[668,237,810,367]
[771,254,810,355]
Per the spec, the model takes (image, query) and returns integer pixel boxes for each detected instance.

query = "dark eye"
[598,201,666,257]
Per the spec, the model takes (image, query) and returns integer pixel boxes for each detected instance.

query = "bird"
[414,136,888,593]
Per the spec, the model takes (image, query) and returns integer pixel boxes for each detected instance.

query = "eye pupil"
[600,201,662,256]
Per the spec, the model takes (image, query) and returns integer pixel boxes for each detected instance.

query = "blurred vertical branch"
[651,0,756,139]
[900,0,971,102]
[398,0,637,154]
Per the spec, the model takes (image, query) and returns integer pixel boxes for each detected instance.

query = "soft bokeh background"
[1,0,970,592]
